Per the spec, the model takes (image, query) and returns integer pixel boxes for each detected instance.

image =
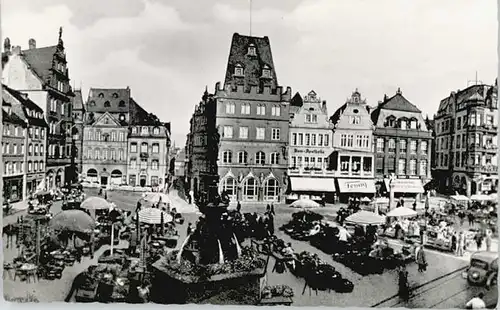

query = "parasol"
[470,194,493,202]
[386,206,418,218]
[345,210,385,226]
[137,208,173,225]
[50,209,96,234]
[361,197,372,203]
[81,196,110,210]
[450,194,470,202]
[290,198,320,209]
[143,192,171,205]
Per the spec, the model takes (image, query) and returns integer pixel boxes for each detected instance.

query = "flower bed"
[153,246,266,283]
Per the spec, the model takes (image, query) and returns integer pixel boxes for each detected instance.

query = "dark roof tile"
[22,46,58,82]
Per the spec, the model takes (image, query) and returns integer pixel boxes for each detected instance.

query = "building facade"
[185,89,219,197]
[71,89,85,176]
[2,94,27,203]
[286,90,335,202]
[370,88,432,200]
[4,85,48,196]
[2,30,75,188]
[434,81,498,196]
[330,89,375,202]
[127,110,170,189]
[215,33,292,203]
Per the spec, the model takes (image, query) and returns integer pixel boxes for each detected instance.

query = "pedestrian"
[451,231,457,254]
[458,211,465,226]
[465,293,486,309]
[468,212,475,227]
[485,231,492,252]
[457,231,465,256]
[475,232,484,251]
[398,264,410,301]
[412,200,417,211]
[104,191,108,200]
[416,244,427,272]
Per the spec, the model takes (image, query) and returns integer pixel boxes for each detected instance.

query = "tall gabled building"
[2,29,75,188]
[370,88,432,201]
[434,81,498,196]
[71,89,85,177]
[214,33,292,203]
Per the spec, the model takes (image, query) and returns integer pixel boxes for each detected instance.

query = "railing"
[287,168,336,177]
[481,165,498,173]
[468,143,498,152]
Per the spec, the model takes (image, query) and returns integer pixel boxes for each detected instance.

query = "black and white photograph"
[1,0,498,308]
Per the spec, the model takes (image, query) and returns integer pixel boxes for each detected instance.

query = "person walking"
[475,232,484,251]
[468,212,475,227]
[398,264,410,301]
[457,231,465,256]
[416,244,427,272]
[485,230,492,252]
[451,231,458,255]
[465,293,486,309]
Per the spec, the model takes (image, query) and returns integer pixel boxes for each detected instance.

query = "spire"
[3,37,10,52]
[58,26,63,46]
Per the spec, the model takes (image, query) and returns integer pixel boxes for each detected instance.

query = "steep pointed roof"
[377,90,421,113]
[21,46,58,82]
[72,89,84,111]
[224,33,278,89]
[3,84,48,128]
[129,98,162,126]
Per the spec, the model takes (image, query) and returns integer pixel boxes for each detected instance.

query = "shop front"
[26,173,44,196]
[3,176,24,204]
[335,178,376,203]
[383,178,425,200]
[287,177,335,203]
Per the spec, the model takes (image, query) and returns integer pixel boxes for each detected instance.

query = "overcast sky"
[2,0,497,145]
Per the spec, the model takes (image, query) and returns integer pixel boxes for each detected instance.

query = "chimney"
[378,100,383,105]
[28,38,36,49]
[3,38,10,52]
[383,94,388,101]
[12,46,21,55]
[396,87,402,95]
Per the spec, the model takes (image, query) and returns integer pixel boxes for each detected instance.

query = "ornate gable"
[93,112,121,127]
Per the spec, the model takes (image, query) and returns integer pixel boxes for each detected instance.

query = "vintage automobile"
[462,251,498,286]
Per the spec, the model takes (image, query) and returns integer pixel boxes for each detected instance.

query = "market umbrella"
[290,198,320,209]
[50,209,96,234]
[361,197,371,203]
[137,208,173,225]
[386,206,418,218]
[470,194,492,202]
[450,194,470,202]
[81,197,110,210]
[143,192,171,205]
[489,193,497,201]
[345,210,385,226]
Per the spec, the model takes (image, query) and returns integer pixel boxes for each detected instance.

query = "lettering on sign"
[345,181,368,189]
[293,148,326,154]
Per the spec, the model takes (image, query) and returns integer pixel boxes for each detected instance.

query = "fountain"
[151,185,267,304]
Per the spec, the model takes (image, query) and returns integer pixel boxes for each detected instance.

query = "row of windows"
[88,100,126,107]
[290,156,329,169]
[340,134,370,148]
[233,64,271,79]
[2,142,46,157]
[339,156,373,174]
[221,150,281,165]
[4,161,24,175]
[29,127,45,139]
[27,161,45,173]
[3,124,26,137]
[375,158,428,176]
[223,126,280,140]
[86,130,126,142]
[129,158,160,170]
[291,133,330,147]
[86,148,125,161]
[130,142,160,153]
[47,144,72,158]
[221,177,279,201]
[305,114,318,123]
[225,102,281,116]
[375,138,428,154]
[384,116,419,129]
[128,175,160,187]
[131,126,161,135]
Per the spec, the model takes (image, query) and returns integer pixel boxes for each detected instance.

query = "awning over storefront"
[383,179,424,193]
[290,177,335,192]
[337,179,376,193]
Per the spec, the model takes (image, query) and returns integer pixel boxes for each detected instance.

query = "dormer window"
[262,65,271,78]
[98,93,104,98]
[112,93,118,98]
[132,127,137,134]
[247,44,256,56]
[119,100,126,107]
[104,101,111,107]
[153,127,160,135]
[141,126,148,135]
[89,100,96,106]
[234,64,244,76]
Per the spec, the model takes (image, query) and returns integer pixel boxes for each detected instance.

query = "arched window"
[98,93,104,98]
[270,152,280,165]
[153,127,160,135]
[241,103,251,115]
[102,148,108,160]
[111,131,116,141]
[142,127,148,135]
[112,93,119,98]
[222,150,232,163]
[242,177,258,201]
[409,118,418,129]
[237,151,248,164]
[95,148,100,160]
[385,116,396,127]
[141,142,148,153]
[118,149,124,160]
[221,177,236,200]
[234,63,244,76]
[119,100,126,107]
[28,143,33,155]
[255,151,265,165]
[87,148,92,159]
[89,100,96,106]
[399,118,407,130]
[264,178,279,201]
[110,148,115,160]
[104,101,111,107]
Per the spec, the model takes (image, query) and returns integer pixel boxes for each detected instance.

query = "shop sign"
[389,179,424,193]
[344,181,369,190]
[293,148,328,154]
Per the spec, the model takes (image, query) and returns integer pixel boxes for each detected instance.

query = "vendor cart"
[425,229,453,252]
